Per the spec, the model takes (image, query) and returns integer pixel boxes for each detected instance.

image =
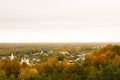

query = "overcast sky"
[0,0,120,43]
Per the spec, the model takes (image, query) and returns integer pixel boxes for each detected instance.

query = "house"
[68,60,74,64]
[31,58,41,64]
[1,56,6,60]
[60,51,70,55]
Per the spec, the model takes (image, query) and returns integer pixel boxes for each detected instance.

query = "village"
[0,51,89,65]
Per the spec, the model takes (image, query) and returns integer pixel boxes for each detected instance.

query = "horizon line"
[0,42,120,44]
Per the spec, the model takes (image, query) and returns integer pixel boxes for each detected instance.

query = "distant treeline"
[0,43,111,56]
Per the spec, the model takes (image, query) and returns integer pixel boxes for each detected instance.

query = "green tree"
[101,66,117,80]
[8,74,15,80]
[0,69,7,80]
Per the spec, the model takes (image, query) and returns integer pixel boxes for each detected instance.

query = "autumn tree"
[18,68,39,80]
[110,55,120,68]
[8,74,15,80]
[0,69,7,80]
[47,57,58,67]
[3,60,21,78]
[62,58,68,66]
[33,63,45,74]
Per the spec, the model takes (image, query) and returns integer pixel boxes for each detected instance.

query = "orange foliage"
[62,58,68,67]
[47,57,58,67]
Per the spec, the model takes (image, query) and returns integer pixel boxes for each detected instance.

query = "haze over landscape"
[1,1,120,79]
[0,0,120,43]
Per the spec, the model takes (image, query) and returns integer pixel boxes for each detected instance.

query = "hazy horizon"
[0,0,120,43]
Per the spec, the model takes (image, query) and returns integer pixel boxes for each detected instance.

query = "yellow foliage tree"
[62,58,68,67]
[110,55,120,68]
[18,68,39,80]
[47,57,58,67]
[33,63,44,73]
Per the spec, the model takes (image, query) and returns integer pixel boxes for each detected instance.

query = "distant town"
[1,50,90,65]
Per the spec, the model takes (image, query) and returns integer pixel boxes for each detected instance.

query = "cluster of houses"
[9,53,30,65]
[0,51,89,65]
[59,51,88,64]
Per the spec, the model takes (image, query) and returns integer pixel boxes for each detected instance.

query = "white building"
[10,53,14,60]
[60,51,69,55]
[20,57,30,65]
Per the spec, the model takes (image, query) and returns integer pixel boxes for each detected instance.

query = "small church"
[10,53,14,60]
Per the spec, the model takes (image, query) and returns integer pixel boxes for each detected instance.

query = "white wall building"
[20,57,30,65]
[10,53,14,60]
